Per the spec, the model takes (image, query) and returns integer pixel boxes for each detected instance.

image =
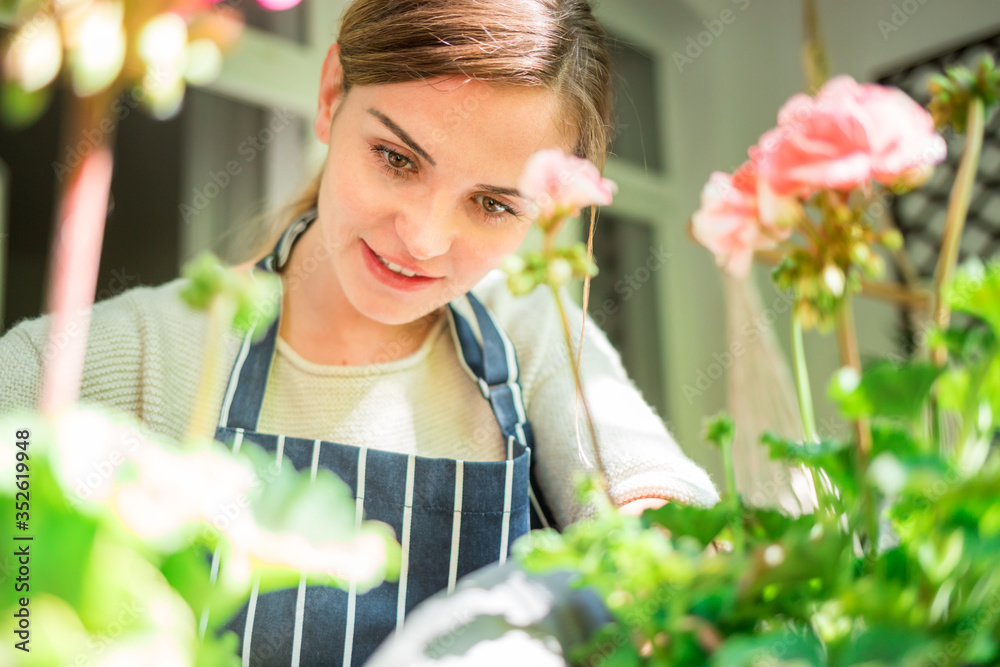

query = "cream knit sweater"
[0,269,719,527]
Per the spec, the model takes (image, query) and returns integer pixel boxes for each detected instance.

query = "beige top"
[0,268,719,527]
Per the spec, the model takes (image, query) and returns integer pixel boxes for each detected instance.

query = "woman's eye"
[474,194,517,221]
[386,151,410,169]
[371,144,416,174]
[481,197,505,214]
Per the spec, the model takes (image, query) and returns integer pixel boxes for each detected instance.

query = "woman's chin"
[350,293,441,327]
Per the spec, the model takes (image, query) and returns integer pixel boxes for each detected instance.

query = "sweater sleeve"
[0,290,151,417]
[0,318,45,411]
[0,281,235,444]
[473,270,720,529]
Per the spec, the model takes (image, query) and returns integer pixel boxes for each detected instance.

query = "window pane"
[608,36,665,173]
[588,212,667,416]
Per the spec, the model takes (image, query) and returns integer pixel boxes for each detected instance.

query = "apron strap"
[447,295,528,449]
[447,294,560,529]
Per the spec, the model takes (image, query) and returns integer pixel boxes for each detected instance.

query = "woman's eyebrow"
[477,185,522,199]
[367,108,436,167]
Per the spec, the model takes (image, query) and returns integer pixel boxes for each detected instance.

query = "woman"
[0,0,719,663]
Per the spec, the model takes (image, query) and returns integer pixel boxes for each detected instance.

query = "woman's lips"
[361,242,440,291]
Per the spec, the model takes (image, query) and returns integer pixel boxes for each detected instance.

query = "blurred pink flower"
[257,0,303,9]
[692,160,793,278]
[518,148,616,221]
[835,78,947,186]
[757,75,946,198]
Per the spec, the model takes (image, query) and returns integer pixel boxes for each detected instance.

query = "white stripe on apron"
[219,334,253,429]
[243,435,285,664]
[447,460,464,595]
[396,454,416,633]
[242,577,260,667]
[199,428,246,641]
[290,440,322,666]
[499,459,514,565]
[343,446,368,666]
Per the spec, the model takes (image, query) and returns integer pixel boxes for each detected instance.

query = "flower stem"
[791,310,837,515]
[551,284,609,495]
[931,96,986,366]
[835,293,879,563]
[791,313,819,443]
[40,94,116,415]
[186,296,236,443]
[719,428,745,554]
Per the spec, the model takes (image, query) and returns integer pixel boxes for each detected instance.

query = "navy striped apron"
[201,209,557,666]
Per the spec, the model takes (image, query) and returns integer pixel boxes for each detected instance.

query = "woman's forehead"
[349,78,575,160]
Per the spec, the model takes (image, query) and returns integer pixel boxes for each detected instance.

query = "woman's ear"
[315,43,344,144]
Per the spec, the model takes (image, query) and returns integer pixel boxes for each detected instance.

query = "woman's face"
[312,45,575,326]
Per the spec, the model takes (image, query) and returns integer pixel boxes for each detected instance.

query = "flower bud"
[880,230,903,251]
[546,258,573,288]
[823,264,846,298]
[500,254,526,276]
[795,301,819,330]
[851,243,871,265]
[507,273,536,296]
[864,254,885,278]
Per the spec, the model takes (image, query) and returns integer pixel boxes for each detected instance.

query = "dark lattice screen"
[876,30,1000,350]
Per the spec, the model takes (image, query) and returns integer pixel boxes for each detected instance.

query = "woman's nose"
[394,194,457,261]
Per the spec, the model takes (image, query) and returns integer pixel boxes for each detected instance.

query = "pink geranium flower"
[691,160,793,278]
[518,148,617,222]
[757,75,946,200]
[835,78,947,186]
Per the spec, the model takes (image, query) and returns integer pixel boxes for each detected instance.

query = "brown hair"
[246,0,615,261]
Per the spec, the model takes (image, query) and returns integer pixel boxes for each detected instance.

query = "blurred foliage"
[516,261,1000,666]
[0,406,398,666]
[0,253,398,665]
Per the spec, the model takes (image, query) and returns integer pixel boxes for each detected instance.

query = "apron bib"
[200,209,557,666]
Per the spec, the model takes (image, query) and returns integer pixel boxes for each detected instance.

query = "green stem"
[720,433,745,554]
[836,294,879,564]
[931,96,986,365]
[791,313,819,443]
[185,296,235,443]
[792,310,836,516]
[551,284,609,495]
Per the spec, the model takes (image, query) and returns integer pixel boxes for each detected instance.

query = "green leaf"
[979,354,1000,423]
[835,625,936,666]
[931,324,997,363]
[642,501,734,547]
[160,543,215,622]
[937,368,971,413]
[870,421,927,459]
[949,259,1000,336]
[180,253,280,340]
[194,630,241,667]
[762,432,854,498]
[710,625,825,667]
[828,360,941,421]
[743,508,815,542]
[0,459,100,609]
[703,413,736,450]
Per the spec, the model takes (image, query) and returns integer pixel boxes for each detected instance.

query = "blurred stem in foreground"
[931,96,985,367]
[40,93,116,414]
